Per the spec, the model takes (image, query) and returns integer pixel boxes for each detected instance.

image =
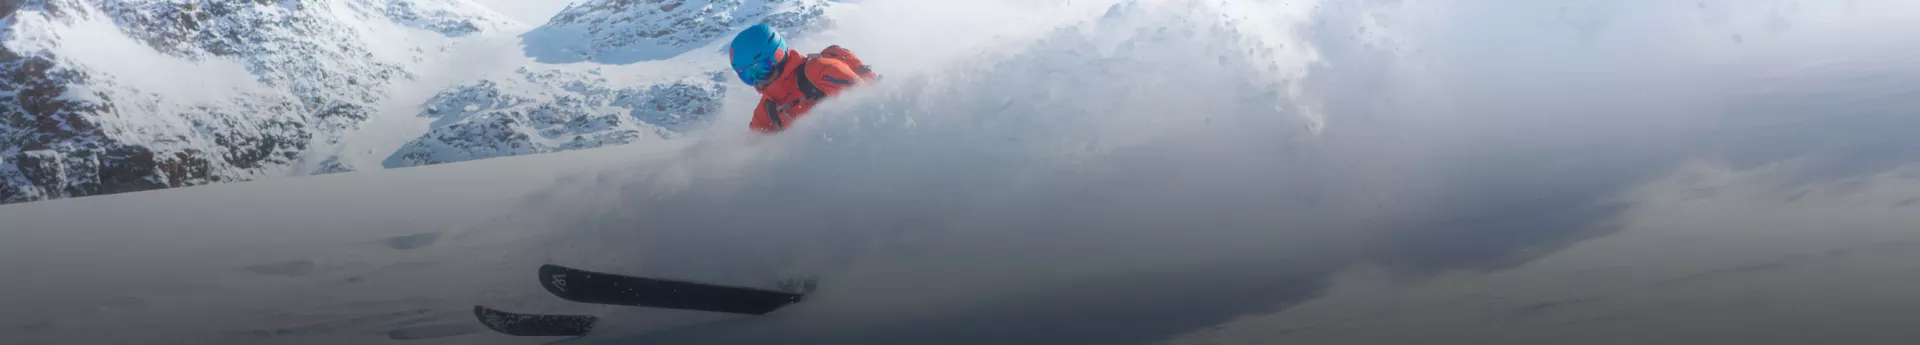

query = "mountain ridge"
[3,0,835,204]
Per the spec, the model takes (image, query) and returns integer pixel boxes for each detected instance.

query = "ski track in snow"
[7,0,1920,344]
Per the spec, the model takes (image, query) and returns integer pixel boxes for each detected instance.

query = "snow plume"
[499,0,1920,343]
[4,0,1920,344]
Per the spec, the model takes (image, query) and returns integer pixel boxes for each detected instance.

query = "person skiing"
[728,24,879,133]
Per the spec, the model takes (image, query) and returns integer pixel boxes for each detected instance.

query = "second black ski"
[473,305,596,337]
[538,264,807,315]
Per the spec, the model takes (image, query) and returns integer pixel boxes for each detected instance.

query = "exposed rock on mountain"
[384,67,726,168]
[523,0,834,64]
[1,0,512,204]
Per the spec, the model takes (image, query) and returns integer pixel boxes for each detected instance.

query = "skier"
[728,23,880,133]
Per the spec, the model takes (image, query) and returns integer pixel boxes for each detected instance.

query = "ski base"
[473,305,597,337]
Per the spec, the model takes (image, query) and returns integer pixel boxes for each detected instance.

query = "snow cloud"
[5,0,1919,344]
[507,0,1920,343]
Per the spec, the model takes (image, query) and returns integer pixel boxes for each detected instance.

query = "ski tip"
[537,264,577,299]
[472,304,510,333]
[472,305,517,334]
[537,264,568,278]
[472,305,509,334]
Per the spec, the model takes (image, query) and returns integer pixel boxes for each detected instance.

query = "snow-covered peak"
[3,0,96,22]
[523,0,835,64]
[0,0,524,204]
[4,0,831,205]
[367,0,523,36]
[99,0,516,57]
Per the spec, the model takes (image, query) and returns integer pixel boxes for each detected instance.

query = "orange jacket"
[749,45,878,133]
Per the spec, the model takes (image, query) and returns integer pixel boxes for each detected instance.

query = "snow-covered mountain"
[1,0,839,204]
[0,0,515,204]
[380,0,840,168]
[524,0,834,64]
[384,67,726,167]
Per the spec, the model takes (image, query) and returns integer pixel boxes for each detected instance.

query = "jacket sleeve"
[748,97,780,132]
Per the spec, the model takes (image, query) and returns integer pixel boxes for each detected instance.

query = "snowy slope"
[5,0,1920,344]
[1163,163,1920,345]
[0,142,678,345]
[470,0,579,26]
[0,0,518,204]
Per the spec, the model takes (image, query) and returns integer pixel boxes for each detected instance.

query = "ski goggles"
[734,56,778,87]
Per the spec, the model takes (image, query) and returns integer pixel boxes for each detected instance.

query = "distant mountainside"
[1,0,841,204]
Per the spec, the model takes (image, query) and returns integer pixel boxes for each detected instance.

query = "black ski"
[472,305,597,337]
[538,264,807,315]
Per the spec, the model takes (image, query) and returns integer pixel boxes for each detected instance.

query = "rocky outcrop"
[0,0,511,204]
[524,0,834,63]
[2,0,837,205]
[384,68,727,168]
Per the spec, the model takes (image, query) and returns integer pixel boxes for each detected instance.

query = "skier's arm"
[748,97,782,132]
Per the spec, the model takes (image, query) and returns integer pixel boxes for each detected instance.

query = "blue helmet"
[729,24,788,87]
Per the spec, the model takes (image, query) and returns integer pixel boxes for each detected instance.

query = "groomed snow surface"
[8,0,1920,344]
